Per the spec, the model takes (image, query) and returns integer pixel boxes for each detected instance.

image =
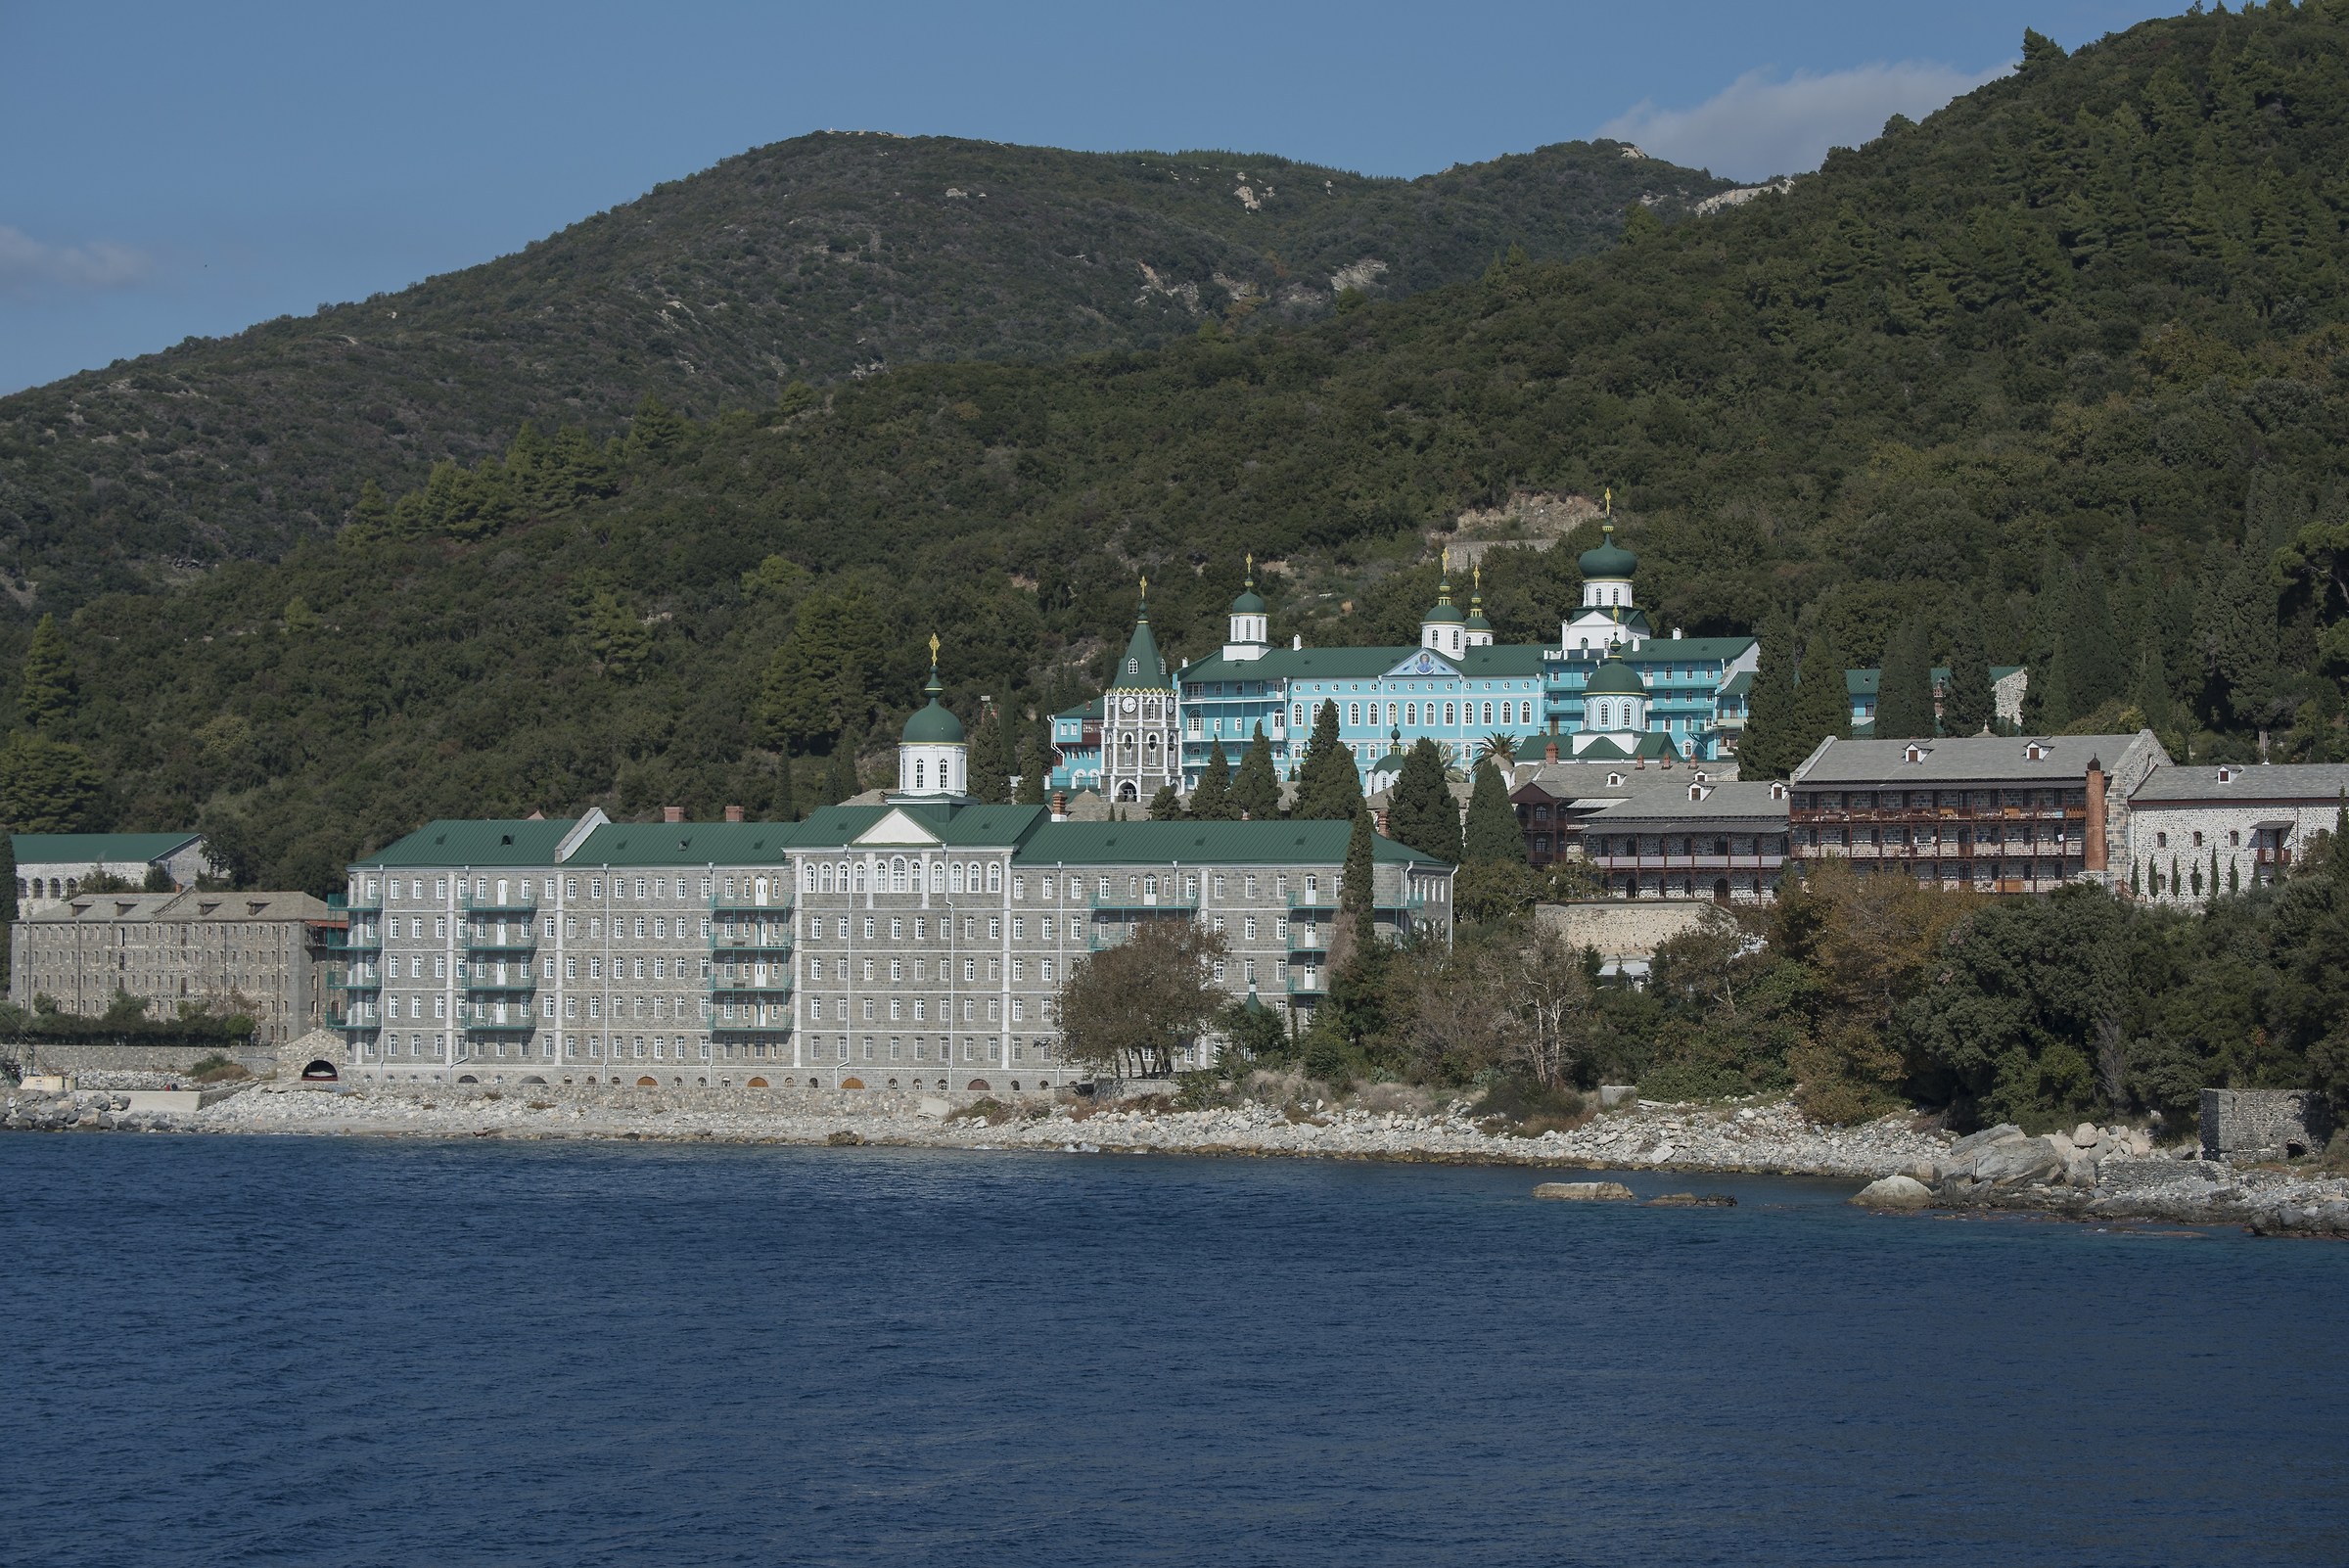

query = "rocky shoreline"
[6,1080,2342,1236]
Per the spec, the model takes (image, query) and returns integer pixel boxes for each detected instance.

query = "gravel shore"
[9,1081,2342,1235]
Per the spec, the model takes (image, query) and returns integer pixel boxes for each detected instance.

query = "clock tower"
[1103,581,1180,806]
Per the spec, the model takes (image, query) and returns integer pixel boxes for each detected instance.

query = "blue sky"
[2,0,2157,394]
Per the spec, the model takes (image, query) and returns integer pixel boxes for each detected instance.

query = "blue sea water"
[3,1135,2347,1567]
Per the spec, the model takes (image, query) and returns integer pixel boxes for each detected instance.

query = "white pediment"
[1385,649,1462,680]
[854,808,943,846]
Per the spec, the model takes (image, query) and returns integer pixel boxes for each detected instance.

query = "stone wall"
[3,1038,277,1079]
[1537,899,1724,959]
[2200,1087,2330,1162]
[346,1079,1055,1118]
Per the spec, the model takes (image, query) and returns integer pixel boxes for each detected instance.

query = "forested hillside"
[0,135,1726,604]
[1,4,2347,893]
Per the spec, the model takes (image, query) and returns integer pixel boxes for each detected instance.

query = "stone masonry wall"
[1538,899,1722,959]
[2201,1087,2331,1162]
[4,1038,278,1079]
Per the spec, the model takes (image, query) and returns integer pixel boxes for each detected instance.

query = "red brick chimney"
[1051,791,1068,822]
[723,805,744,823]
[663,806,685,823]
[1544,739,1559,763]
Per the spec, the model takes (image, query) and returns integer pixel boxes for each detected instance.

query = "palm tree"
[1477,732,1518,764]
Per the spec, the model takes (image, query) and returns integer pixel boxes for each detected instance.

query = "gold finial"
[1140,575,1148,599]
[1441,546,1449,574]
[928,631,940,666]
[1473,562,1482,591]
[1245,552,1253,576]
[1603,486,1612,516]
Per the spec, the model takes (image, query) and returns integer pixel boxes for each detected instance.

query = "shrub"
[947,1097,1012,1126]
[1470,1076,1588,1136]
[184,1054,250,1084]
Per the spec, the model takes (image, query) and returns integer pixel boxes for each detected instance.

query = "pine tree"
[1387,738,1459,862]
[625,392,688,466]
[0,830,14,995]
[1786,628,1853,766]
[1231,723,1281,820]
[1740,610,1799,776]
[1148,783,1183,821]
[1290,701,1363,821]
[1016,734,1048,807]
[1191,742,1235,820]
[1942,603,1995,736]
[18,614,75,731]
[347,479,392,542]
[1340,806,1376,948]
[825,726,864,805]
[580,586,650,680]
[1874,617,1936,739]
[0,731,103,832]
[1463,759,1526,865]
[2050,565,2126,721]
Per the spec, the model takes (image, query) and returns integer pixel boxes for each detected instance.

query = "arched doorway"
[1713,878,1731,903]
[966,1079,991,1091]
[522,1076,547,1085]
[299,1059,339,1082]
[747,1077,769,1088]
[842,1077,866,1090]
[636,1076,659,1087]
[1116,782,1136,802]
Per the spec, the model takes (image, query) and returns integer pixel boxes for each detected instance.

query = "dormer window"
[2025,742,2047,761]
[1904,744,1926,763]
[2218,765,2234,783]
[1128,659,1137,674]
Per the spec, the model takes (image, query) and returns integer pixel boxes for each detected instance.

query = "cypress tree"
[1148,783,1183,821]
[1196,742,1239,819]
[1015,734,1047,807]
[825,725,863,805]
[1387,739,1459,862]
[1231,723,1281,820]
[1942,603,1994,737]
[18,613,75,731]
[1874,618,1936,739]
[1290,701,1363,821]
[1786,628,1852,767]
[1740,610,1799,777]
[1341,806,1376,947]
[772,753,799,822]
[2022,554,2067,730]
[2052,566,2126,721]
[0,831,14,995]
[1463,759,1526,865]
[969,704,1012,804]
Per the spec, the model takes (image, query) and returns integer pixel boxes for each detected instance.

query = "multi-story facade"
[1580,780,1790,902]
[1786,731,2169,893]
[12,831,213,910]
[9,889,335,1043]
[1099,593,1181,806]
[340,659,1454,1090]
[1506,751,1722,867]
[2121,762,2348,906]
[1052,530,1760,799]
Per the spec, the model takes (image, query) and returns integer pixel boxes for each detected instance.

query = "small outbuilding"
[2201,1088,2331,1163]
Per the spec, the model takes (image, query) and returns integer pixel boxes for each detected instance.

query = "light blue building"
[1053,530,1761,800]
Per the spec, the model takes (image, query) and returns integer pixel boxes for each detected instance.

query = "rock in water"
[1534,1181,1635,1202]
[1852,1174,1933,1209]
[1646,1192,1737,1208]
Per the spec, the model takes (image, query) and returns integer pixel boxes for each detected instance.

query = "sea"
[3,1134,2345,1566]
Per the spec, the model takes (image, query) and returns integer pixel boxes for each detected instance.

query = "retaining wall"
[2,1039,277,1079]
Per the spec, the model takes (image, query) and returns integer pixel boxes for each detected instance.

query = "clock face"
[1121,695,1137,714]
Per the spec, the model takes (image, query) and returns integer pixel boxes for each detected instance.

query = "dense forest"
[0,136,1727,601]
[0,4,2343,903]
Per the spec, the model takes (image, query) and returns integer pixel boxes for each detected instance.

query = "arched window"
[1144,874,1158,897]
[819,864,833,893]
[914,760,926,790]
[910,860,925,895]
[1128,658,1138,674]
[1128,875,1140,898]
[942,758,954,790]
[950,862,965,894]
[852,862,865,892]
[986,862,1000,893]
[892,857,907,893]
[1348,703,1360,726]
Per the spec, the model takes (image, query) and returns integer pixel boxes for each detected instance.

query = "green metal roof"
[354,819,580,868]
[1720,669,1756,696]
[1110,606,1172,690]
[1054,697,1104,721]
[11,831,202,865]
[1012,819,1447,868]
[787,803,1051,850]
[900,664,965,743]
[1585,656,1647,697]
[1623,636,1754,662]
[569,821,808,866]
[1181,642,1548,684]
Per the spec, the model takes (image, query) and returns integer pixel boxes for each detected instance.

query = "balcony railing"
[710,930,794,956]
[711,893,793,913]
[461,897,537,913]
[329,893,381,912]
[463,932,539,953]
[709,972,794,996]
[1585,853,1787,871]
[1792,805,2084,825]
[326,928,383,950]
[461,1019,536,1035]
[462,969,537,993]
[1287,922,1329,953]
[1088,890,1198,912]
[1285,890,1333,911]
[712,1019,794,1037]
[1286,972,1325,996]
[327,973,383,991]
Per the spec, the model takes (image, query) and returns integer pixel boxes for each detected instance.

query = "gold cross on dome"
[1473,562,1481,590]
[1245,552,1252,575]
[1140,575,1148,598]
[929,632,940,665]
[1604,486,1612,515]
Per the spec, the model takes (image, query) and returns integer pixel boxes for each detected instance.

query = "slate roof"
[24,890,332,925]
[1581,781,1789,832]
[2130,763,2349,805]
[13,831,203,866]
[568,821,807,866]
[1013,819,1448,867]
[1792,733,2154,786]
[1181,644,1548,684]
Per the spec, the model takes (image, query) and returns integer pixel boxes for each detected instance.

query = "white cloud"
[0,225,155,292]
[1599,60,2012,183]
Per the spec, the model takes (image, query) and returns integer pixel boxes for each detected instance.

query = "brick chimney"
[1544,739,1559,763]
[663,806,685,823]
[2084,761,2107,872]
[1051,791,1068,822]
[723,805,744,823]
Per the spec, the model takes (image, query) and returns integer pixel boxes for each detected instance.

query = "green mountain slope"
[0,134,1727,605]
[7,5,2349,889]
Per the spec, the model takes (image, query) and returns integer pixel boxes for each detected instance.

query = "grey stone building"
[1580,779,1790,902]
[12,831,213,910]
[9,889,335,1044]
[336,663,1454,1090]
[2121,761,2348,906]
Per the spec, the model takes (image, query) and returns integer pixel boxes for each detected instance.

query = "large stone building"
[2120,761,2347,905]
[12,831,213,911]
[1580,780,1791,902]
[1786,731,2169,893]
[335,654,1454,1089]
[9,889,335,1044]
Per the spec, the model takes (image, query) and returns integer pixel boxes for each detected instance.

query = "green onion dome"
[1578,522,1638,580]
